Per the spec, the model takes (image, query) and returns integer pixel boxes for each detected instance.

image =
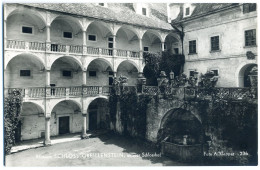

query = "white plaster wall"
[5,57,46,88]
[6,14,46,42]
[50,60,83,87]
[116,30,139,51]
[183,7,257,87]
[50,20,82,45]
[86,24,110,49]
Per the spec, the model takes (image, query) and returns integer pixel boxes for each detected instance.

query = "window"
[144,47,149,52]
[174,48,179,54]
[211,36,220,51]
[99,3,104,6]
[62,70,72,77]
[189,40,196,54]
[63,32,72,38]
[164,44,167,50]
[211,69,219,76]
[245,29,256,46]
[185,7,190,16]
[22,26,33,34]
[243,3,256,13]
[88,35,96,41]
[142,8,147,16]
[189,70,195,77]
[89,71,96,77]
[20,70,31,77]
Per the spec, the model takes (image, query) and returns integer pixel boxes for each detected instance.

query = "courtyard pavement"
[5,133,189,166]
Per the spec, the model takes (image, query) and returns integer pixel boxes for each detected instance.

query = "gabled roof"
[20,3,172,31]
[172,3,239,24]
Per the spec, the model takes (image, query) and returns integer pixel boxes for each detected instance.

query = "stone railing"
[5,86,257,101]
[141,86,257,100]
[5,40,144,59]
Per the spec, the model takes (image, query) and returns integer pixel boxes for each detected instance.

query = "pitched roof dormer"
[183,3,196,18]
[133,3,149,17]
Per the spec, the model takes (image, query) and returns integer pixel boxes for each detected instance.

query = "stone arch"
[164,32,181,43]
[159,107,202,130]
[49,55,83,70]
[86,20,113,35]
[164,32,182,54]
[21,101,45,116]
[83,96,109,112]
[115,25,141,40]
[157,108,204,145]
[87,96,110,130]
[115,59,140,73]
[142,29,163,43]
[6,7,46,26]
[85,58,113,72]
[5,52,45,70]
[235,62,258,87]
[50,15,83,31]
[50,99,82,114]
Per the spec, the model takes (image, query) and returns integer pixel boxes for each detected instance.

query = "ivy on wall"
[4,89,23,155]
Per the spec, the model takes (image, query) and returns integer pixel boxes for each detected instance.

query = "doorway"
[89,111,98,130]
[59,116,70,134]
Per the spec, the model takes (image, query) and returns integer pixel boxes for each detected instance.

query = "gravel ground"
[5,133,189,166]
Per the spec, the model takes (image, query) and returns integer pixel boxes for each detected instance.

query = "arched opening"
[142,30,162,53]
[88,98,110,131]
[5,54,45,88]
[117,60,139,86]
[6,9,46,42]
[15,102,45,142]
[86,59,113,86]
[158,108,204,162]
[116,26,139,52]
[51,100,82,137]
[143,64,158,86]
[86,21,113,52]
[50,56,83,87]
[164,33,181,54]
[158,108,203,145]
[50,16,83,46]
[238,64,257,87]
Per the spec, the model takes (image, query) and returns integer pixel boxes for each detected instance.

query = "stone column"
[161,42,165,52]
[82,30,87,46]
[81,114,88,139]
[82,71,87,85]
[139,38,143,58]
[4,20,7,47]
[44,116,51,145]
[46,70,50,86]
[46,26,51,42]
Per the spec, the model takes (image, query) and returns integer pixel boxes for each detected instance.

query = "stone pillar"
[82,30,87,46]
[81,114,88,139]
[82,71,87,85]
[139,38,143,58]
[44,116,51,145]
[4,20,7,47]
[161,42,165,52]
[46,70,50,86]
[46,26,51,42]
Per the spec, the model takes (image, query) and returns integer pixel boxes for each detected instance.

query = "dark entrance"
[14,121,22,143]
[89,111,97,130]
[59,116,70,134]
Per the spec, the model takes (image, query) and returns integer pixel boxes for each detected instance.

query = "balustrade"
[117,49,128,57]
[69,45,83,54]
[6,40,25,49]
[87,46,99,55]
[51,44,66,52]
[5,86,257,100]
[29,42,46,51]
